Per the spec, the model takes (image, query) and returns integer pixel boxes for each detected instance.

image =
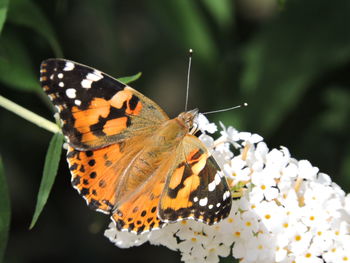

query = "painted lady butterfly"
[40,59,232,234]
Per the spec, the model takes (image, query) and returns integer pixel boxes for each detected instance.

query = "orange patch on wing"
[109,89,133,109]
[109,89,143,115]
[168,165,185,189]
[72,98,110,133]
[152,181,165,196]
[103,117,128,135]
[126,101,142,115]
[81,133,99,144]
[191,153,208,175]
[187,149,202,164]
[178,174,199,201]
[162,174,198,209]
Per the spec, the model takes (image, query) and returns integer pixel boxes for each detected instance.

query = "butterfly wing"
[41,59,170,214]
[41,59,169,150]
[67,144,123,213]
[158,134,232,225]
[110,152,176,234]
[67,140,138,213]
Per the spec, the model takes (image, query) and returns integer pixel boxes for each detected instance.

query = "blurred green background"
[1,0,350,262]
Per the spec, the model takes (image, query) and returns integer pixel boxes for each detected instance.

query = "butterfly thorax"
[148,109,198,147]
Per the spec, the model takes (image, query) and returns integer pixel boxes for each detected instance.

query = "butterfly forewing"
[41,59,168,150]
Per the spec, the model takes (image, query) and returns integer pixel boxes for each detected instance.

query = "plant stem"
[0,95,60,134]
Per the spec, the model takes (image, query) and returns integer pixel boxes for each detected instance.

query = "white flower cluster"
[105,114,350,263]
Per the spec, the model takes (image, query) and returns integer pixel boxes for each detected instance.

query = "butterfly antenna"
[185,49,193,112]
[202,103,248,115]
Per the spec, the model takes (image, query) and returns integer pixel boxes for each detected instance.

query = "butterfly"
[40,59,232,234]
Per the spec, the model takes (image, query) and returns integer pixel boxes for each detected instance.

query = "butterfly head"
[177,108,198,130]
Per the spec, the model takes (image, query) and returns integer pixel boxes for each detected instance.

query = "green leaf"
[0,157,10,263]
[240,0,350,134]
[117,72,142,84]
[30,133,63,229]
[0,0,9,34]
[0,33,40,92]
[7,0,63,57]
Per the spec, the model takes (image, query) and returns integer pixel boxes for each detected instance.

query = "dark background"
[1,0,350,262]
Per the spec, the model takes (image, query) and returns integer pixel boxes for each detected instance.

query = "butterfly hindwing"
[158,135,232,225]
[110,151,177,233]
[41,59,168,150]
[67,143,126,213]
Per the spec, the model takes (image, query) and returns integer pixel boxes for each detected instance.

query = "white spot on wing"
[199,197,208,206]
[223,191,231,200]
[59,82,64,87]
[63,62,75,71]
[58,73,63,79]
[66,88,76,98]
[208,204,213,209]
[88,71,103,81]
[215,173,221,185]
[74,99,81,106]
[193,197,198,202]
[208,180,216,192]
[81,70,104,89]
[87,73,99,81]
[81,79,92,89]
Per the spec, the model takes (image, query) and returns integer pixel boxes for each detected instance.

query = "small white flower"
[288,226,313,256]
[243,233,275,262]
[298,160,319,180]
[253,201,287,234]
[104,222,148,248]
[294,251,324,263]
[196,113,217,134]
[219,122,239,142]
[250,171,279,202]
[224,156,251,182]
